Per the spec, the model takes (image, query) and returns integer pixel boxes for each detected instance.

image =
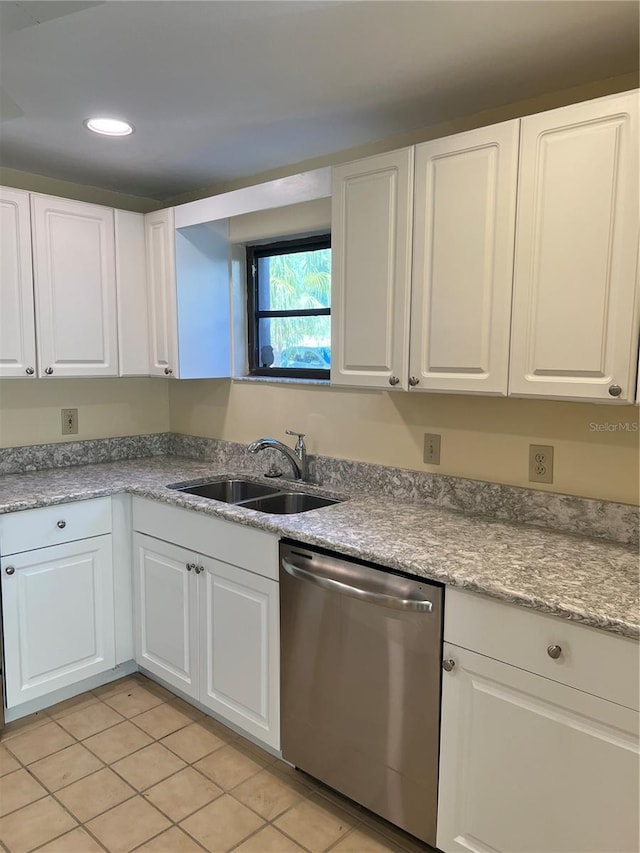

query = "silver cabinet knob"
[164,367,173,376]
[388,376,400,386]
[25,367,34,375]
[5,566,15,576]
[194,564,204,575]
[45,367,54,375]
[547,644,562,660]
[608,384,622,397]
[186,563,195,572]
[57,520,66,529]
[409,376,419,387]
[442,659,456,672]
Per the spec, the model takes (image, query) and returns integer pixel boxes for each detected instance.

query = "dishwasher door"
[280,542,443,846]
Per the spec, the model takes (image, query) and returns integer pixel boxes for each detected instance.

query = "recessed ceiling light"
[84,117,134,137]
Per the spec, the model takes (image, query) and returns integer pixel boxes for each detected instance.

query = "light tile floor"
[0,675,434,853]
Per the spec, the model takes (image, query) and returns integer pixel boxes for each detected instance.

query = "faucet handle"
[285,429,306,440]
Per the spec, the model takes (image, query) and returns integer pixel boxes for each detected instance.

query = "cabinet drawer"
[445,587,639,710]
[0,498,112,556]
[132,497,279,580]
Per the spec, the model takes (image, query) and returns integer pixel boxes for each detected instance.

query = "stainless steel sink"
[241,492,340,514]
[172,479,280,503]
[169,478,343,514]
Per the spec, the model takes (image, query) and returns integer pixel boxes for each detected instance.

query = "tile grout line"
[3,677,430,853]
[1,730,111,853]
[0,680,163,851]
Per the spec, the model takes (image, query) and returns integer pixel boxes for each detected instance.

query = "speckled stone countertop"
[0,456,637,640]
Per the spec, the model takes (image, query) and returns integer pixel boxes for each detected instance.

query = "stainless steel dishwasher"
[280,541,443,846]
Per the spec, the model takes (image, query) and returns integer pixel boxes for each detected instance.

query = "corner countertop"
[0,456,637,640]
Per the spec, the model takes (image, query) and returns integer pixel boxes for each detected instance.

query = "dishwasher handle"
[281,557,433,613]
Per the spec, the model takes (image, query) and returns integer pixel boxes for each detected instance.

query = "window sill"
[232,375,330,387]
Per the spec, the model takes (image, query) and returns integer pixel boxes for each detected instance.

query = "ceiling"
[0,0,638,201]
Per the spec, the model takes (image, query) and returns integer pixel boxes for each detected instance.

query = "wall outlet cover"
[424,433,441,465]
[61,408,78,435]
[529,444,553,484]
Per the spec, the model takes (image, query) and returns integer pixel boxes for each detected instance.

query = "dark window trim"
[246,234,331,379]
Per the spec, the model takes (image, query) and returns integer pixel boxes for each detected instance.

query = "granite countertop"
[0,455,637,640]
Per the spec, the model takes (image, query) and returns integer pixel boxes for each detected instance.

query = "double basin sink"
[170,478,341,514]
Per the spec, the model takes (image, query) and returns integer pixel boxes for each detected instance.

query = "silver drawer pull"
[5,566,15,576]
[442,659,456,672]
[547,644,562,660]
[57,520,66,529]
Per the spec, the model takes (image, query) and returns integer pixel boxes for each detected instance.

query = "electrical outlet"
[529,444,553,484]
[423,433,441,465]
[61,408,78,436]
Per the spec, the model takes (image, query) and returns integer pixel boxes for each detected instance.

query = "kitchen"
[0,2,639,852]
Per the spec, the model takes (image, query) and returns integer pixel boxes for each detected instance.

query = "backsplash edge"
[1,432,637,546]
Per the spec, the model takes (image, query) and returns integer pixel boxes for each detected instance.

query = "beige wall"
[169,380,640,506]
[0,379,170,448]
[229,199,331,244]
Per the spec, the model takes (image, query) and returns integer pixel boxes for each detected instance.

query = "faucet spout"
[247,433,307,481]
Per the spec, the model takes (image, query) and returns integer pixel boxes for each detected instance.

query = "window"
[246,235,331,378]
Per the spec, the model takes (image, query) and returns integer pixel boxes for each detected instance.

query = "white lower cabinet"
[133,529,280,749]
[1,535,115,708]
[437,590,640,853]
[199,557,279,745]
[134,534,199,697]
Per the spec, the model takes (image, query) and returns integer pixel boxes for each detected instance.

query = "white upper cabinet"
[331,149,413,390]
[0,188,36,378]
[509,91,640,402]
[410,121,519,395]
[115,210,150,376]
[31,194,119,377]
[145,208,178,377]
[145,208,231,379]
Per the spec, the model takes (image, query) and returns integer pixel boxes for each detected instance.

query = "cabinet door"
[144,208,178,378]
[510,91,639,402]
[0,188,36,378]
[1,536,115,708]
[115,210,150,376]
[331,149,413,390]
[30,195,118,377]
[410,122,519,394]
[437,643,640,853]
[133,533,198,698]
[199,558,279,749]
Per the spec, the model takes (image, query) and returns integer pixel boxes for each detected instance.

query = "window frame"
[246,234,331,379]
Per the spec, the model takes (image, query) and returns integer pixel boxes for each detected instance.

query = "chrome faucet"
[247,429,307,481]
